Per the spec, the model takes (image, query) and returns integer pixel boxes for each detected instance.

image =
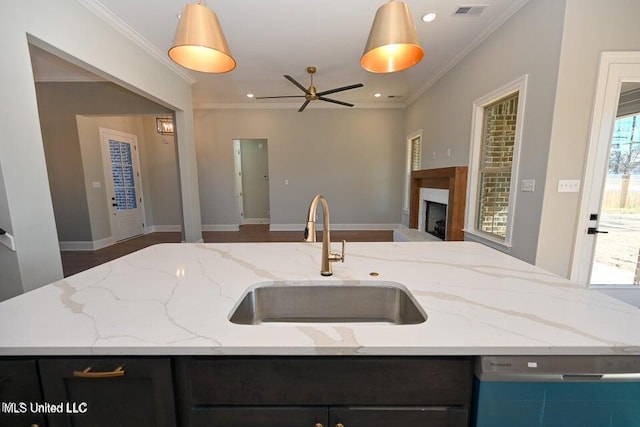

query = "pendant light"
[361,0,423,73]
[168,1,236,73]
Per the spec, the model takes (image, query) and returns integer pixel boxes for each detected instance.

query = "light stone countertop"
[0,241,639,356]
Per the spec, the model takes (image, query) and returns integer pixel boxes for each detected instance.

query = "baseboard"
[146,225,182,233]
[201,224,240,232]
[59,236,115,251]
[269,223,403,232]
[242,218,270,225]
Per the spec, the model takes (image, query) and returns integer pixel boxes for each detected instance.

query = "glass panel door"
[590,110,640,285]
[109,140,137,212]
[100,128,144,242]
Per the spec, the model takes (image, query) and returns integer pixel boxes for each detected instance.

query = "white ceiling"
[31,0,530,110]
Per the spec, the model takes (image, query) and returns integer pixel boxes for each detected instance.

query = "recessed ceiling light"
[422,12,437,22]
[374,93,382,98]
[246,93,254,98]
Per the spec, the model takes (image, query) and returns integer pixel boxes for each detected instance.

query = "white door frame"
[232,140,245,225]
[571,52,640,289]
[99,127,145,242]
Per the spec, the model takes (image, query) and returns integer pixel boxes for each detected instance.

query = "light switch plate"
[520,179,535,192]
[558,179,581,193]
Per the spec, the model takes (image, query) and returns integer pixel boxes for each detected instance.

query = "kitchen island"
[1,241,639,427]
[0,241,638,356]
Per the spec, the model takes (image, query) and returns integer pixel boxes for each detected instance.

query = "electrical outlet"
[432,151,436,160]
[558,179,581,193]
[520,179,535,192]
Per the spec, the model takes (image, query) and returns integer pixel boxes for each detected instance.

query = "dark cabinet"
[0,359,46,427]
[331,407,469,427]
[191,407,327,427]
[38,357,176,427]
[177,356,472,427]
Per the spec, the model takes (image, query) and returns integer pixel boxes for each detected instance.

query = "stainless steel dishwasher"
[473,355,640,427]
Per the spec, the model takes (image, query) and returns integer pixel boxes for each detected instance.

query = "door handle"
[587,227,608,235]
[112,203,118,207]
[72,366,125,378]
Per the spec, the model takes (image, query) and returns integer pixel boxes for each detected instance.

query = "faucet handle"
[328,240,346,263]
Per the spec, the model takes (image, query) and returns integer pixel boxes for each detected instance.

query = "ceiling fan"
[255,66,364,112]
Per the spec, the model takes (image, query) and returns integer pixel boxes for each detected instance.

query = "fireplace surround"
[409,167,467,241]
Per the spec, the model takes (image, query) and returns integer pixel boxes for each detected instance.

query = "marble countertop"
[0,241,638,356]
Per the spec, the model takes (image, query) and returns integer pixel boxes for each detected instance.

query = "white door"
[100,128,144,242]
[233,140,245,224]
[573,54,640,288]
[239,139,270,224]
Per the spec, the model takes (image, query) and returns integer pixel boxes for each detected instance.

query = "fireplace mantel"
[410,167,468,241]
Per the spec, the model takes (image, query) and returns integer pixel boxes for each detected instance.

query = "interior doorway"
[233,139,270,225]
[573,53,640,293]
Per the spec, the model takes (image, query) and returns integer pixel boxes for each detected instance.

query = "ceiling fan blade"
[255,95,305,99]
[318,97,354,108]
[317,83,364,97]
[298,100,311,112]
[285,75,310,94]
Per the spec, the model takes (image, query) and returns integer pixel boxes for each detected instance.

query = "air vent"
[454,5,487,15]
[387,95,402,99]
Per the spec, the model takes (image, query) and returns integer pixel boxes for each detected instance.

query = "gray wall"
[405,0,566,264]
[142,116,183,228]
[239,139,270,220]
[36,82,180,243]
[537,0,640,277]
[195,108,405,228]
[1,0,199,301]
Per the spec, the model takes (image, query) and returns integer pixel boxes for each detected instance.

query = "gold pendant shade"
[168,3,236,73]
[361,1,424,73]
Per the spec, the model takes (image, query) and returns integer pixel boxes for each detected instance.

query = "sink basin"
[228,281,427,325]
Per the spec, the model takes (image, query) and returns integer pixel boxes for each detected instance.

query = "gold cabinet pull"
[72,366,125,378]
[314,424,324,427]
[336,424,344,427]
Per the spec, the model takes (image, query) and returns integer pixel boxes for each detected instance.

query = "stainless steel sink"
[228,281,427,325]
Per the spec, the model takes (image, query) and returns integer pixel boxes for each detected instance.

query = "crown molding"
[78,0,197,85]
[192,102,406,110]
[406,0,530,106]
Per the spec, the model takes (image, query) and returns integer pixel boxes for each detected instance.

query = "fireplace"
[409,167,467,241]
[425,201,447,240]
[417,188,449,241]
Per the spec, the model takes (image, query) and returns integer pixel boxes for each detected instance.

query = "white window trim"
[403,129,422,214]
[464,75,528,251]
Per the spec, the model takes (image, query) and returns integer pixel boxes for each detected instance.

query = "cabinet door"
[330,407,469,427]
[0,360,46,427]
[39,358,176,427]
[191,407,328,427]
[178,356,472,406]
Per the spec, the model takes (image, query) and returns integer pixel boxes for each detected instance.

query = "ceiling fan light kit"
[361,0,424,73]
[168,1,236,73]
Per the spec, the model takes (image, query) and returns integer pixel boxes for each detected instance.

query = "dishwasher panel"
[473,356,640,427]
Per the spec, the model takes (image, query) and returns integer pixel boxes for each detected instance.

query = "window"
[403,131,422,212]
[465,76,527,249]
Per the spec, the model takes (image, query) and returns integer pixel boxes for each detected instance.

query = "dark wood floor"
[61,225,393,277]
